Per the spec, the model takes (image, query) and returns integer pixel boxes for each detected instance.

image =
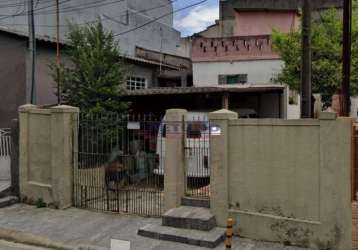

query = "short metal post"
[226,218,233,250]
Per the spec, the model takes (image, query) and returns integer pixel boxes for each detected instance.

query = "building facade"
[0,0,187,128]
[188,0,342,119]
[192,35,282,86]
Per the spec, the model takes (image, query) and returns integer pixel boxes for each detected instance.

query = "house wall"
[218,0,342,38]
[193,60,283,86]
[126,63,156,88]
[209,110,352,249]
[176,37,192,58]
[196,23,221,38]
[0,0,180,57]
[192,36,279,63]
[35,45,58,105]
[234,11,299,36]
[0,33,27,128]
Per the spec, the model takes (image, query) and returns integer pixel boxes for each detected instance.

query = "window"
[126,76,147,90]
[218,74,248,85]
[186,121,208,139]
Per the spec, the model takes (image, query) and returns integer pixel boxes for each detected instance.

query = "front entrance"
[73,113,164,217]
[184,115,210,199]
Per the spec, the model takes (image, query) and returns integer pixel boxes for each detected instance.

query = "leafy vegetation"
[272,7,358,107]
[51,20,128,114]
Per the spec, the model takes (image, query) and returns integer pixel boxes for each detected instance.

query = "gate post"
[164,109,187,211]
[50,105,79,209]
[19,105,79,209]
[209,109,238,227]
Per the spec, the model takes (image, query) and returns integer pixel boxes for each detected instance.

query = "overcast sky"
[173,0,219,37]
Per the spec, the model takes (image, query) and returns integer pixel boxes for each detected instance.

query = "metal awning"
[124,84,285,96]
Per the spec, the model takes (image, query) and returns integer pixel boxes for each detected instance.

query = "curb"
[0,227,109,250]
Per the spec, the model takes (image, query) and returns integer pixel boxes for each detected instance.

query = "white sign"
[127,122,140,130]
[111,239,131,250]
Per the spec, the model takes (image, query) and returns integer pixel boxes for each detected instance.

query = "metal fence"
[0,129,11,157]
[0,128,11,181]
[73,113,164,217]
[184,115,210,198]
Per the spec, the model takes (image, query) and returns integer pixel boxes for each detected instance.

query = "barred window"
[126,76,147,90]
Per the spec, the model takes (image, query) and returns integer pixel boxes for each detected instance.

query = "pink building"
[233,11,299,36]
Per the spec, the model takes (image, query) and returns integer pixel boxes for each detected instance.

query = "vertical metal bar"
[28,0,36,104]
[56,0,61,104]
[301,0,312,118]
[342,0,352,116]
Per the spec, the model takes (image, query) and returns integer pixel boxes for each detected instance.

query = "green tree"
[272,7,358,107]
[52,20,128,114]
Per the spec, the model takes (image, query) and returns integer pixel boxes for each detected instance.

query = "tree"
[52,20,128,114]
[272,7,358,107]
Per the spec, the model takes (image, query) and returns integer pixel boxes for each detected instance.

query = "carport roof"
[124,85,285,96]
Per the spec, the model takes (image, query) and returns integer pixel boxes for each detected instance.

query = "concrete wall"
[126,62,155,88]
[234,11,299,36]
[218,0,342,38]
[196,23,221,38]
[209,110,352,249]
[222,0,343,12]
[192,36,280,63]
[193,60,283,86]
[35,45,58,105]
[19,105,78,209]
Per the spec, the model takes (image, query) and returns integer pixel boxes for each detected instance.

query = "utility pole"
[342,0,352,116]
[56,0,61,105]
[28,0,36,104]
[300,0,312,118]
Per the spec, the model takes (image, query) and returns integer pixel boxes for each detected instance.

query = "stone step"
[162,206,216,231]
[0,196,18,208]
[181,197,210,208]
[138,222,225,249]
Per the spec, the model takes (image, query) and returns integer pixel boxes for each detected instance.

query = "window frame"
[126,76,147,90]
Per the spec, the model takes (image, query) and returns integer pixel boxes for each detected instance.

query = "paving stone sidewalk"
[0,204,308,250]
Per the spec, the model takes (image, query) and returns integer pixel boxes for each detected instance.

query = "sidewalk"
[0,204,308,250]
[0,239,53,250]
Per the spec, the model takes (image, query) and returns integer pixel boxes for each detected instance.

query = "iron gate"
[0,128,11,181]
[184,115,210,198]
[73,113,164,217]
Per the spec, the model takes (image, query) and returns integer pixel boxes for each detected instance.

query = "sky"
[173,0,219,37]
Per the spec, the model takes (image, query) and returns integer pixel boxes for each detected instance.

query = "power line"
[114,0,209,36]
[0,0,209,47]
[0,0,177,28]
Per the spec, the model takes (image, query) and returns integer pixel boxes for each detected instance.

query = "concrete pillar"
[319,112,352,249]
[221,93,229,110]
[209,109,238,226]
[18,104,79,209]
[50,105,79,209]
[164,109,187,211]
[18,104,37,202]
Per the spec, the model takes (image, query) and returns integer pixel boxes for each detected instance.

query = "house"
[179,0,343,119]
[0,0,190,128]
[201,0,343,38]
